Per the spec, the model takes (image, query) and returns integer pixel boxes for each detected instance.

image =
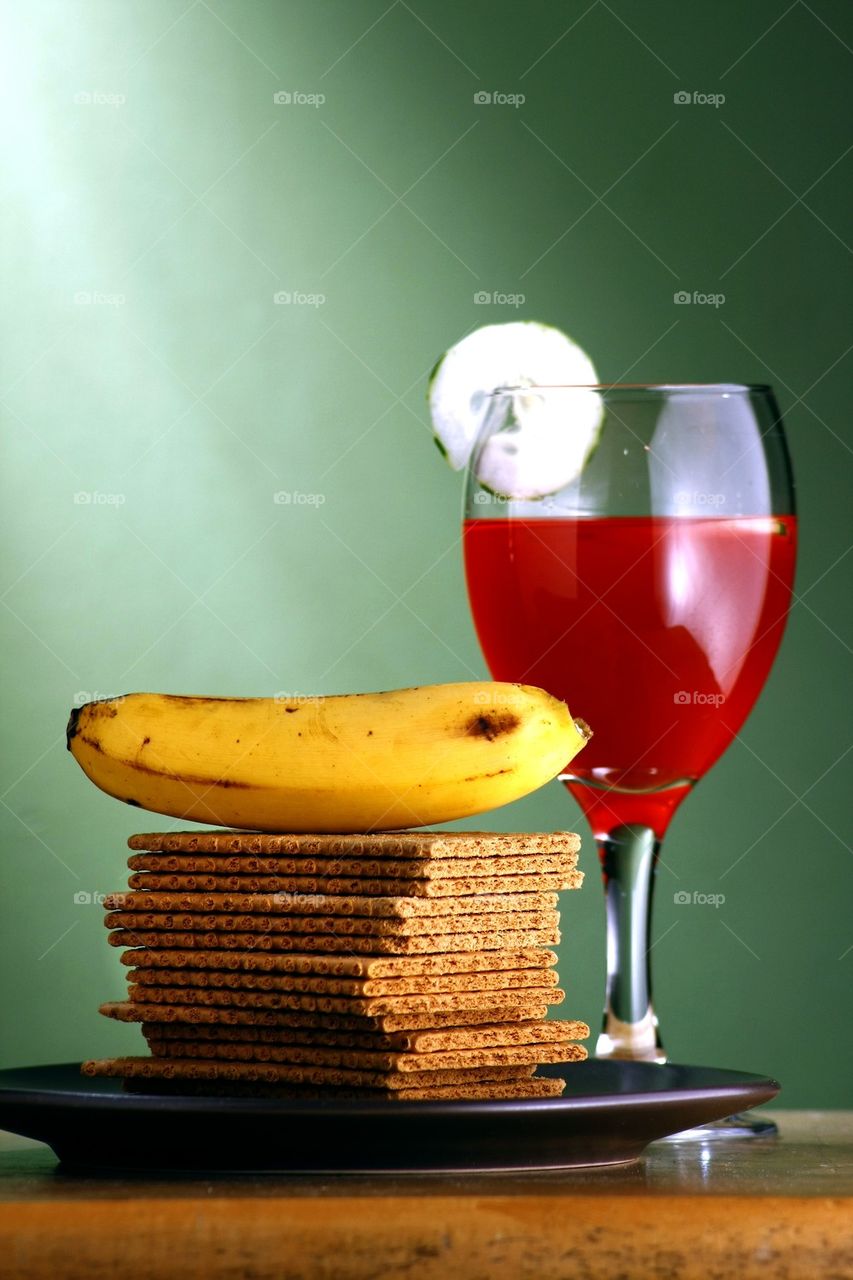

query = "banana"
[67,683,591,833]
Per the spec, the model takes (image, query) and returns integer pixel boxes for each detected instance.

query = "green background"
[1,0,851,1107]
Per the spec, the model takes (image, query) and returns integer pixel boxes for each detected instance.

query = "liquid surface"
[464,515,797,837]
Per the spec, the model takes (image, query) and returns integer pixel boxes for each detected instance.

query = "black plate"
[0,1061,778,1173]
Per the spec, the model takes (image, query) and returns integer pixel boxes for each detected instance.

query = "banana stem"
[595,823,666,1063]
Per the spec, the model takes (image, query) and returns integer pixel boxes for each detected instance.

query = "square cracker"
[142,1018,590,1053]
[126,966,559,997]
[100,999,551,1032]
[120,1076,567,1100]
[120,947,559,978]
[125,871,580,897]
[143,1039,588,1072]
[103,891,562,919]
[126,852,579,880]
[127,831,582,858]
[125,983,565,1016]
[107,927,561,954]
[80,1056,546,1089]
[104,910,559,937]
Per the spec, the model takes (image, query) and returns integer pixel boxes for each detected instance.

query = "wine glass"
[463,384,796,1134]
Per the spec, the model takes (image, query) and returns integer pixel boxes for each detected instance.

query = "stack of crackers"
[82,830,589,1100]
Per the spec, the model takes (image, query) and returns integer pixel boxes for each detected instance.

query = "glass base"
[596,1010,666,1064]
[659,1111,779,1142]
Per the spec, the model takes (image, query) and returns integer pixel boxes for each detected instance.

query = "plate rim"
[0,1059,781,1119]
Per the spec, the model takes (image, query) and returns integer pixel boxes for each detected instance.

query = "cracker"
[142,1018,590,1053]
[120,947,559,978]
[108,928,561,954]
[120,1076,567,1100]
[100,999,551,1032]
[127,831,582,857]
[80,1056,544,1089]
[127,967,558,996]
[104,910,559,938]
[143,1039,587,1072]
[127,852,579,879]
[102,891,561,919]
[126,871,580,897]
[126,983,565,1016]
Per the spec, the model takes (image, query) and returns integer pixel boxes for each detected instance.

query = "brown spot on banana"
[465,712,520,741]
[162,695,253,704]
[463,768,513,781]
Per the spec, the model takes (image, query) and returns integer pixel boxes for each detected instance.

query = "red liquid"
[464,515,797,838]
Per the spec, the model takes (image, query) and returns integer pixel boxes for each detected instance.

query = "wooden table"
[1,1111,851,1279]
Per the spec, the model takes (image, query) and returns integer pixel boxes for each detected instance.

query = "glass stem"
[595,823,666,1063]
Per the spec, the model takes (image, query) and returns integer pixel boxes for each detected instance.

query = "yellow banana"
[67,683,591,832]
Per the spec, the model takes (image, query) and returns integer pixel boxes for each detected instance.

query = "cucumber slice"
[476,385,604,500]
[428,321,602,498]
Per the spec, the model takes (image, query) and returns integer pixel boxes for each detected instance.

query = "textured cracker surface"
[119,946,559,977]
[126,966,559,996]
[103,890,563,918]
[104,910,559,937]
[142,1018,590,1053]
[127,831,582,857]
[106,927,561,953]
[121,1076,567,1100]
[125,871,580,897]
[100,999,551,1031]
[127,851,579,879]
[143,1039,587,1071]
[126,982,565,1015]
[82,1055,553,1089]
